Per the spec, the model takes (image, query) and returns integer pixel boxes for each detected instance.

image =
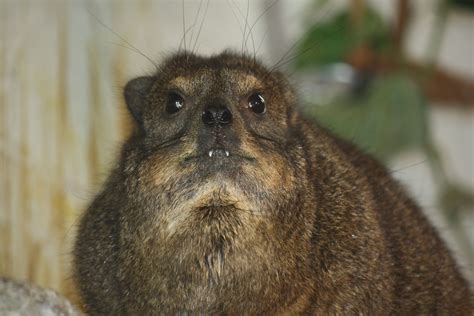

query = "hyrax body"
[74,52,473,315]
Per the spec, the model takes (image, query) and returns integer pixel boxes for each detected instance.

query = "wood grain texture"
[0,0,150,302]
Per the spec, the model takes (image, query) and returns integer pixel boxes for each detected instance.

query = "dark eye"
[248,93,266,114]
[165,92,185,114]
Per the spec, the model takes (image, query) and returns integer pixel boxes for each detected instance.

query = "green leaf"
[294,7,391,69]
[305,74,429,161]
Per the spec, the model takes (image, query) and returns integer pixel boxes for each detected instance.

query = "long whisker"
[269,37,325,72]
[179,25,197,53]
[390,160,428,174]
[256,25,270,56]
[188,0,205,49]
[228,0,249,53]
[86,8,159,70]
[106,41,154,59]
[230,0,253,55]
[192,0,211,55]
[182,0,187,51]
[226,0,245,39]
[148,133,187,154]
[244,0,255,54]
[268,4,335,72]
[249,130,284,149]
[241,0,248,54]
[228,0,256,55]
[244,0,280,59]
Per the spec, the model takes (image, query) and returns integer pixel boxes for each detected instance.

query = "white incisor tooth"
[208,150,213,157]
[225,150,229,157]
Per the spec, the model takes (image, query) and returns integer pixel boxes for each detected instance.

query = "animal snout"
[202,105,233,126]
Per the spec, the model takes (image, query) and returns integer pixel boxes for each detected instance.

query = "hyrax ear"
[123,76,154,124]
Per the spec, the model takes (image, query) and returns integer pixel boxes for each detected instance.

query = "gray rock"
[0,278,83,316]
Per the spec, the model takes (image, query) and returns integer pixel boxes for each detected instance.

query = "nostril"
[202,106,233,126]
[220,108,232,124]
[202,110,215,125]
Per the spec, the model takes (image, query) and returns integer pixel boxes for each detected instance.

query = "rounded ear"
[123,76,154,124]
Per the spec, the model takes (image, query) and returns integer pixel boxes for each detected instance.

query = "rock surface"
[0,277,83,316]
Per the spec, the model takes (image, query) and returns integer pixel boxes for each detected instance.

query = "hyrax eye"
[165,92,185,114]
[247,93,266,114]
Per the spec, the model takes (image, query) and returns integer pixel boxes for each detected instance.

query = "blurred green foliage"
[451,0,474,10]
[294,1,474,263]
[304,74,428,161]
[295,7,390,69]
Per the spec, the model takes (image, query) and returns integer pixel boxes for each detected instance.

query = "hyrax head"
[121,51,306,234]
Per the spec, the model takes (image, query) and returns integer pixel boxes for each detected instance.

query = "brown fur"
[73,51,473,315]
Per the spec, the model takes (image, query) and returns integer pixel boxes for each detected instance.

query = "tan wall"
[0,0,138,301]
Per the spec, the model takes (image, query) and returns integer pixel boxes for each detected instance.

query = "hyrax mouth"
[208,148,230,158]
[184,148,255,164]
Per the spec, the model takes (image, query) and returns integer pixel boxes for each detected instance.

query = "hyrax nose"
[202,105,233,126]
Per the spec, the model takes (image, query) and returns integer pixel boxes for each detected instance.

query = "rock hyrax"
[74,51,473,314]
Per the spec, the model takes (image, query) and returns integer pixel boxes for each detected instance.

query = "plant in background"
[294,0,474,265]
